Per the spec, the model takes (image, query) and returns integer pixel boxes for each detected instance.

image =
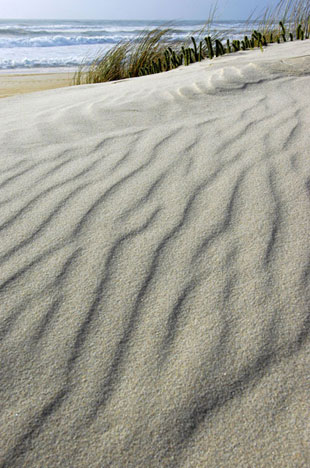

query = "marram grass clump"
[73,28,171,84]
[73,0,310,85]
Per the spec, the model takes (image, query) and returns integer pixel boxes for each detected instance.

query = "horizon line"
[0,17,249,22]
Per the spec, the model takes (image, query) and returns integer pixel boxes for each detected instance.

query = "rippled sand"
[0,41,310,467]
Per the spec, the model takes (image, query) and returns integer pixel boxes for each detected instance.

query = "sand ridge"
[0,41,310,467]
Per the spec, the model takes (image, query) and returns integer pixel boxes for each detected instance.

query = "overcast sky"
[0,0,273,21]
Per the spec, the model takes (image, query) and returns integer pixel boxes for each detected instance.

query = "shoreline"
[0,71,75,98]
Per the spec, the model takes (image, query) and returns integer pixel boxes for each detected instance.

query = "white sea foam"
[0,44,108,70]
[0,36,128,48]
[0,19,249,71]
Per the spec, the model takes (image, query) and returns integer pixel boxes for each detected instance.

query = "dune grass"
[73,0,310,85]
[73,6,221,85]
[253,0,310,37]
[73,28,172,84]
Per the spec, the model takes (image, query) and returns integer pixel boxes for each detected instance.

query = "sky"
[0,0,273,21]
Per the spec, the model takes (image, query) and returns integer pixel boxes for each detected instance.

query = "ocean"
[0,19,250,73]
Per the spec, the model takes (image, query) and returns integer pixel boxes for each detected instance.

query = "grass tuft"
[73,0,310,86]
[73,28,171,84]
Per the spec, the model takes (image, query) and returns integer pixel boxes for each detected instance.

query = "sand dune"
[0,41,310,467]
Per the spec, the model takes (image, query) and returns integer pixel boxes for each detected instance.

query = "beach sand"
[0,41,310,467]
[0,72,74,99]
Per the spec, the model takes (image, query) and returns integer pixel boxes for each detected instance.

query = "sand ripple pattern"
[0,44,310,467]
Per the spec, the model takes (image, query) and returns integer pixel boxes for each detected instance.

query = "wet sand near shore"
[0,72,74,98]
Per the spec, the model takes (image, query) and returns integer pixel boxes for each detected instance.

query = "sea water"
[0,19,250,73]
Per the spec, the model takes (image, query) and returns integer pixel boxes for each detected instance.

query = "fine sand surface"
[0,72,74,99]
[0,41,310,467]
